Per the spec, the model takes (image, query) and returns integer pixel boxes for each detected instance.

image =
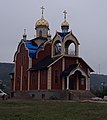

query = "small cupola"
[61,10,69,33]
[23,29,27,41]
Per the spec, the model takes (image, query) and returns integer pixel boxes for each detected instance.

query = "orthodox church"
[11,7,94,99]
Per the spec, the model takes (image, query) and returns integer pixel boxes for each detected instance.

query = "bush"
[91,86,107,98]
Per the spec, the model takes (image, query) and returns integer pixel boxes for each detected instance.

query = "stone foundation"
[12,90,95,100]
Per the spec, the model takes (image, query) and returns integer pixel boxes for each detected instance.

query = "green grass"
[0,100,107,120]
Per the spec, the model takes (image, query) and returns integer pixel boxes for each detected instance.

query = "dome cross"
[41,6,45,18]
[63,10,67,20]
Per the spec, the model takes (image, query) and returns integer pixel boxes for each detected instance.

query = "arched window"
[65,40,76,56]
[81,78,85,85]
[39,30,42,37]
[68,43,75,56]
[53,41,62,56]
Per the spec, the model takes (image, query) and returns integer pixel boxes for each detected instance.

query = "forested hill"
[0,63,107,91]
[0,63,14,87]
[90,74,107,90]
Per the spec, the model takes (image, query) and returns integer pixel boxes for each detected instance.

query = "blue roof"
[25,41,42,58]
[57,32,70,40]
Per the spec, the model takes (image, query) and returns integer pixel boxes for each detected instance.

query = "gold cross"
[63,10,67,20]
[24,29,26,34]
[41,6,45,18]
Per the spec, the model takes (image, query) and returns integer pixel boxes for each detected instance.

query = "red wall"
[79,78,86,90]
[51,59,62,89]
[40,70,47,89]
[15,53,21,90]
[65,57,76,69]
[32,43,51,65]
[79,59,88,75]
[30,71,38,90]
[15,43,29,91]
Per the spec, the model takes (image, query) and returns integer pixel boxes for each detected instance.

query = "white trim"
[62,58,65,90]
[27,71,30,91]
[63,31,80,45]
[68,67,87,78]
[48,55,63,68]
[27,58,32,91]
[38,70,40,90]
[52,33,62,57]
[29,58,32,68]
[14,40,25,61]
[66,76,69,90]
[68,66,88,90]
[20,66,23,91]
[76,75,79,90]
[87,78,90,90]
[47,67,51,90]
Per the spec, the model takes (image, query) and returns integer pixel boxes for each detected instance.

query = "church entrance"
[66,70,86,90]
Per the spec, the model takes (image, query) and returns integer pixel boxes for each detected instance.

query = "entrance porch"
[64,70,87,90]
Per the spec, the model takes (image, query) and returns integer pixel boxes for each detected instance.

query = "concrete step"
[68,90,95,100]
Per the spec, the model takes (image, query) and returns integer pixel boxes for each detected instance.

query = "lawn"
[0,100,107,120]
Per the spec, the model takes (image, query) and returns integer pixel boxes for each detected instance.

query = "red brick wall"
[30,71,38,90]
[15,43,29,91]
[65,57,76,69]
[51,59,62,89]
[40,70,47,89]
[79,78,86,90]
[15,53,21,90]
[32,43,51,65]
[79,59,88,75]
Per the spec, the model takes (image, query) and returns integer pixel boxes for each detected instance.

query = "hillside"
[0,63,14,88]
[0,63,107,91]
[90,74,107,91]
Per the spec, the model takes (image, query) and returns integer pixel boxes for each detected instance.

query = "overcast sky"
[0,0,107,75]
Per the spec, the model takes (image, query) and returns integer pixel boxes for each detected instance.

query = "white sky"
[0,0,107,75]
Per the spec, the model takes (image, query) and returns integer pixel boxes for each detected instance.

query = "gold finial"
[63,10,67,20]
[23,29,27,40]
[41,6,45,18]
[24,29,26,35]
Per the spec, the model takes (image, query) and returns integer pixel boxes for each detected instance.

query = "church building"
[11,7,94,100]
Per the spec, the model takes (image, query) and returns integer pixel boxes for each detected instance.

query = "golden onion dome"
[36,17,49,28]
[61,20,69,27]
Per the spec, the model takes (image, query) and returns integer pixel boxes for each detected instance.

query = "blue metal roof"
[57,32,70,40]
[25,41,42,58]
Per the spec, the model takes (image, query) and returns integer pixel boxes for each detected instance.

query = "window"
[81,78,85,85]
[55,70,59,83]
[65,40,76,56]
[68,43,75,56]
[39,30,42,37]
[53,41,62,56]
[55,43,61,55]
